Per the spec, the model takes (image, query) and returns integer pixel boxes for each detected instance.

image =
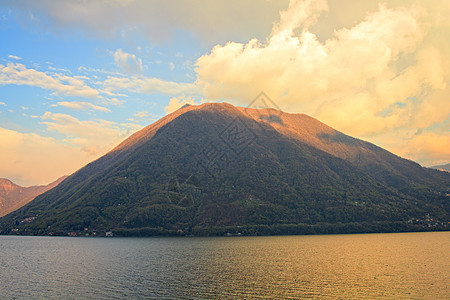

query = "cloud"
[127,110,160,123]
[0,62,100,98]
[197,2,425,115]
[273,0,328,35]
[98,97,126,107]
[195,0,450,165]
[0,102,6,106]
[40,112,131,156]
[164,96,203,114]
[406,132,450,166]
[8,55,22,60]
[0,127,92,186]
[2,0,288,46]
[112,48,144,74]
[104,75,199,95]
[78,65,123,77]
[133,110,149,119]
[51,101,111,112]
[371,122,450,167]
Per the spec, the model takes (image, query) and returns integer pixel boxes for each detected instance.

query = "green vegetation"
[1,105,449,237]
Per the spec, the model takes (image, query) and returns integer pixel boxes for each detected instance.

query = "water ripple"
[0,232,449,299]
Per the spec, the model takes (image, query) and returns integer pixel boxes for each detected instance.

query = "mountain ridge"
[1,102,449,236]
[0,176,68,217]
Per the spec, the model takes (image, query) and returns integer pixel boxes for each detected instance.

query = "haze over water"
[1,232,449,299]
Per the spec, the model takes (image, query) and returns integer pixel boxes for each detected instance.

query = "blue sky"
[0,7,203,129]
[1,0,449,186]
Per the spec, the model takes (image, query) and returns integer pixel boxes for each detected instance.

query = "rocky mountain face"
[0,176,67,217]
[1,103,449,236]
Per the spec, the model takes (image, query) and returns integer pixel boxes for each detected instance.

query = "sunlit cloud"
[0,62,100,98]
[97,97,126,107]
[104,75,199,95]
[371,122,450,167]
[78,65,123,77]
[8,54,22,60]
[2,0,288,46]
[127,110,160,123]
[406,132,450,166]
[112,48,144,74]
[0,127,91,186]
[164,96,204,114]
[51,101,111,112]
[1,0,449,188]
[40,112,132,156]
[134,110,150,119]
[195,0,450,165]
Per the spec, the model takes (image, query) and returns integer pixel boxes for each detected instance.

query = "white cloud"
[104,75,199,95]
[112,48,144,74]
[51,101,111,112]
[8,55,22,60]
[98,97,126,107]
[134,110,149,119]
[0,62,100,98]
[0,102,6,106]
[78,65,123,76]
[273,0,328,36]
[127,110,160,123]
[120,122,143,133]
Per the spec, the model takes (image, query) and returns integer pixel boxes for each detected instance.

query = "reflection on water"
[0,232,449,299]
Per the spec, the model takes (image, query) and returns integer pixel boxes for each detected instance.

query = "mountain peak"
[110,102,240,154]
[2,102,448,236]
[0,178,19,194]
[0,176,67,217]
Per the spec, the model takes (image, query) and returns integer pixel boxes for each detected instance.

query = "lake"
[0,232,449,299]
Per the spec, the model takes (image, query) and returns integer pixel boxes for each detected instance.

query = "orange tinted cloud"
[0,128,90,186]
[40,112,131,156]
[195,0,450,166]
[0,111,140,186]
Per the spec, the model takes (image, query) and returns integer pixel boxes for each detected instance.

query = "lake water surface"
[1,232,449,299]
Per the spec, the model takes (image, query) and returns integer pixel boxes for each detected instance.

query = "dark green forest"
[1,104,449,237]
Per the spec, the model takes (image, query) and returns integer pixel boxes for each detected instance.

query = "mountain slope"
[1,103,449,236]
[0,176,67,217]
[240,107,449,199]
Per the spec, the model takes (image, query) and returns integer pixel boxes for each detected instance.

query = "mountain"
[431,163,450,173]
[1,103,449,236]
[0,176,67,217]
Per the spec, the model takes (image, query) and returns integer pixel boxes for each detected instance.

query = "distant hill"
[431,163,450,172]
[1,103,449,236]
[0,176,67,217]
